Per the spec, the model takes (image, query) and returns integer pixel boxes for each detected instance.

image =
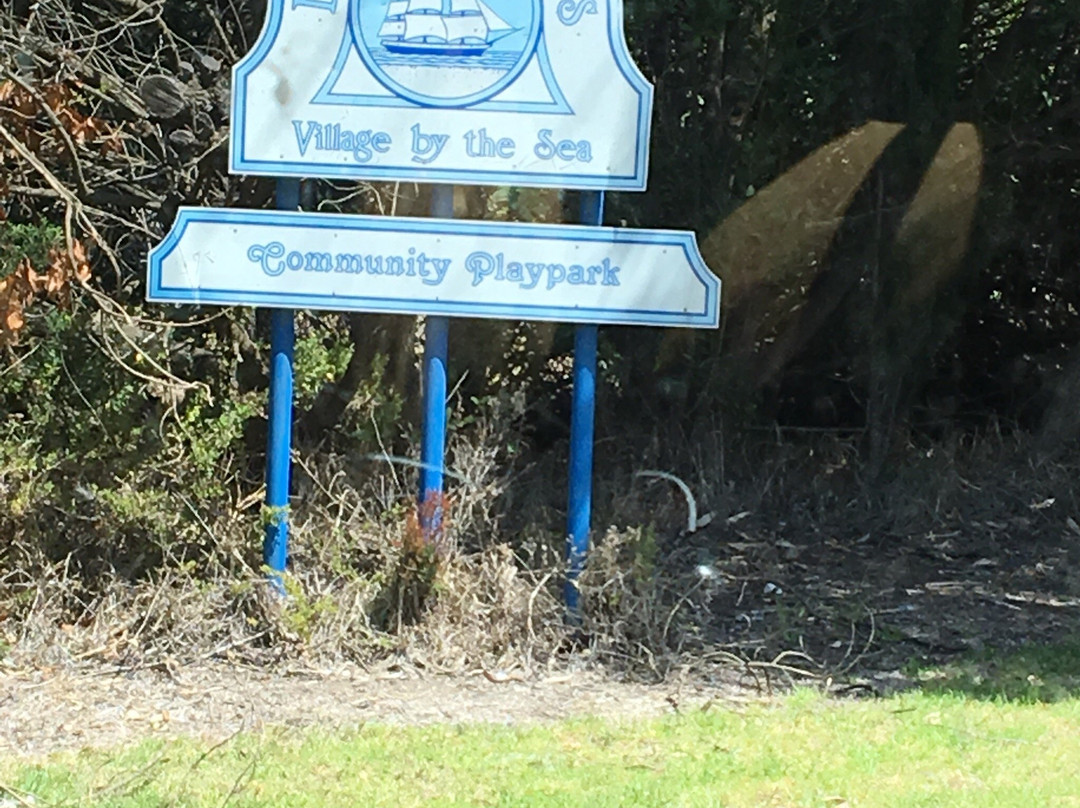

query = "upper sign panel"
[229,0,653,190]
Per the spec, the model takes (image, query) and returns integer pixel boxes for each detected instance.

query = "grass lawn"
[3,682,1080,808]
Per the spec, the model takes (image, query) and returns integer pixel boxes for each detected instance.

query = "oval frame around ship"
[350,0,542,108]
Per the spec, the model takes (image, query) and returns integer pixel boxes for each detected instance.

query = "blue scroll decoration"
[557,0,598,26]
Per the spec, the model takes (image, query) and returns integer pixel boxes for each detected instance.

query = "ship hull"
[383,41,490,57]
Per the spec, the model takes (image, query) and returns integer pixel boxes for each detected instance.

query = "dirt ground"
[0,662,739,759]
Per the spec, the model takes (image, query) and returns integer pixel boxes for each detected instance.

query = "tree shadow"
[910,641,1080,703]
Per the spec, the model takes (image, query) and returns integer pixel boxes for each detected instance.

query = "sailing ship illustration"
[377,0,516,57]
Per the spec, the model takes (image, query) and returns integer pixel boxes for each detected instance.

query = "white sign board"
[148,208,719,327]
[230,0,653,190]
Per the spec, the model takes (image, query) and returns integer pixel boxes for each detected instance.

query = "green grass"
[4,686,1080,808]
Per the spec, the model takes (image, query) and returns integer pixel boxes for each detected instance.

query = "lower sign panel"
[148,208,720,327]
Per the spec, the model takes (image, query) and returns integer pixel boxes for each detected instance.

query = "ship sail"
[475,0,512,34]
[379,0,410,39]
[379,19,406,37]
[407,0,443,13]
[403,11,447,40]
[443,14,487,43]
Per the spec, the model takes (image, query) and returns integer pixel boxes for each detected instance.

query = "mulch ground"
[677,463,1080,684]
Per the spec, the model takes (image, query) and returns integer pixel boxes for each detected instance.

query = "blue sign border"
[229,0,653,190]
[148,208,719,328]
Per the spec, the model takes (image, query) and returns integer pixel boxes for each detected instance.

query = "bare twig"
[0,782,38,808]
[218,757,258,808]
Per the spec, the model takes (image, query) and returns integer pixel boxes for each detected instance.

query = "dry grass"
[3,410,1080,696]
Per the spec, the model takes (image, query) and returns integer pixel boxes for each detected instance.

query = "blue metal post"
[419,184,454,539]
[565,191,605,614]
[264,178,301,585]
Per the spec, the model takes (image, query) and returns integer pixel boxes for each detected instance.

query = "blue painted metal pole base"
[264,178,300,591]
[565,191,605,617]
[418,184,454,544]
